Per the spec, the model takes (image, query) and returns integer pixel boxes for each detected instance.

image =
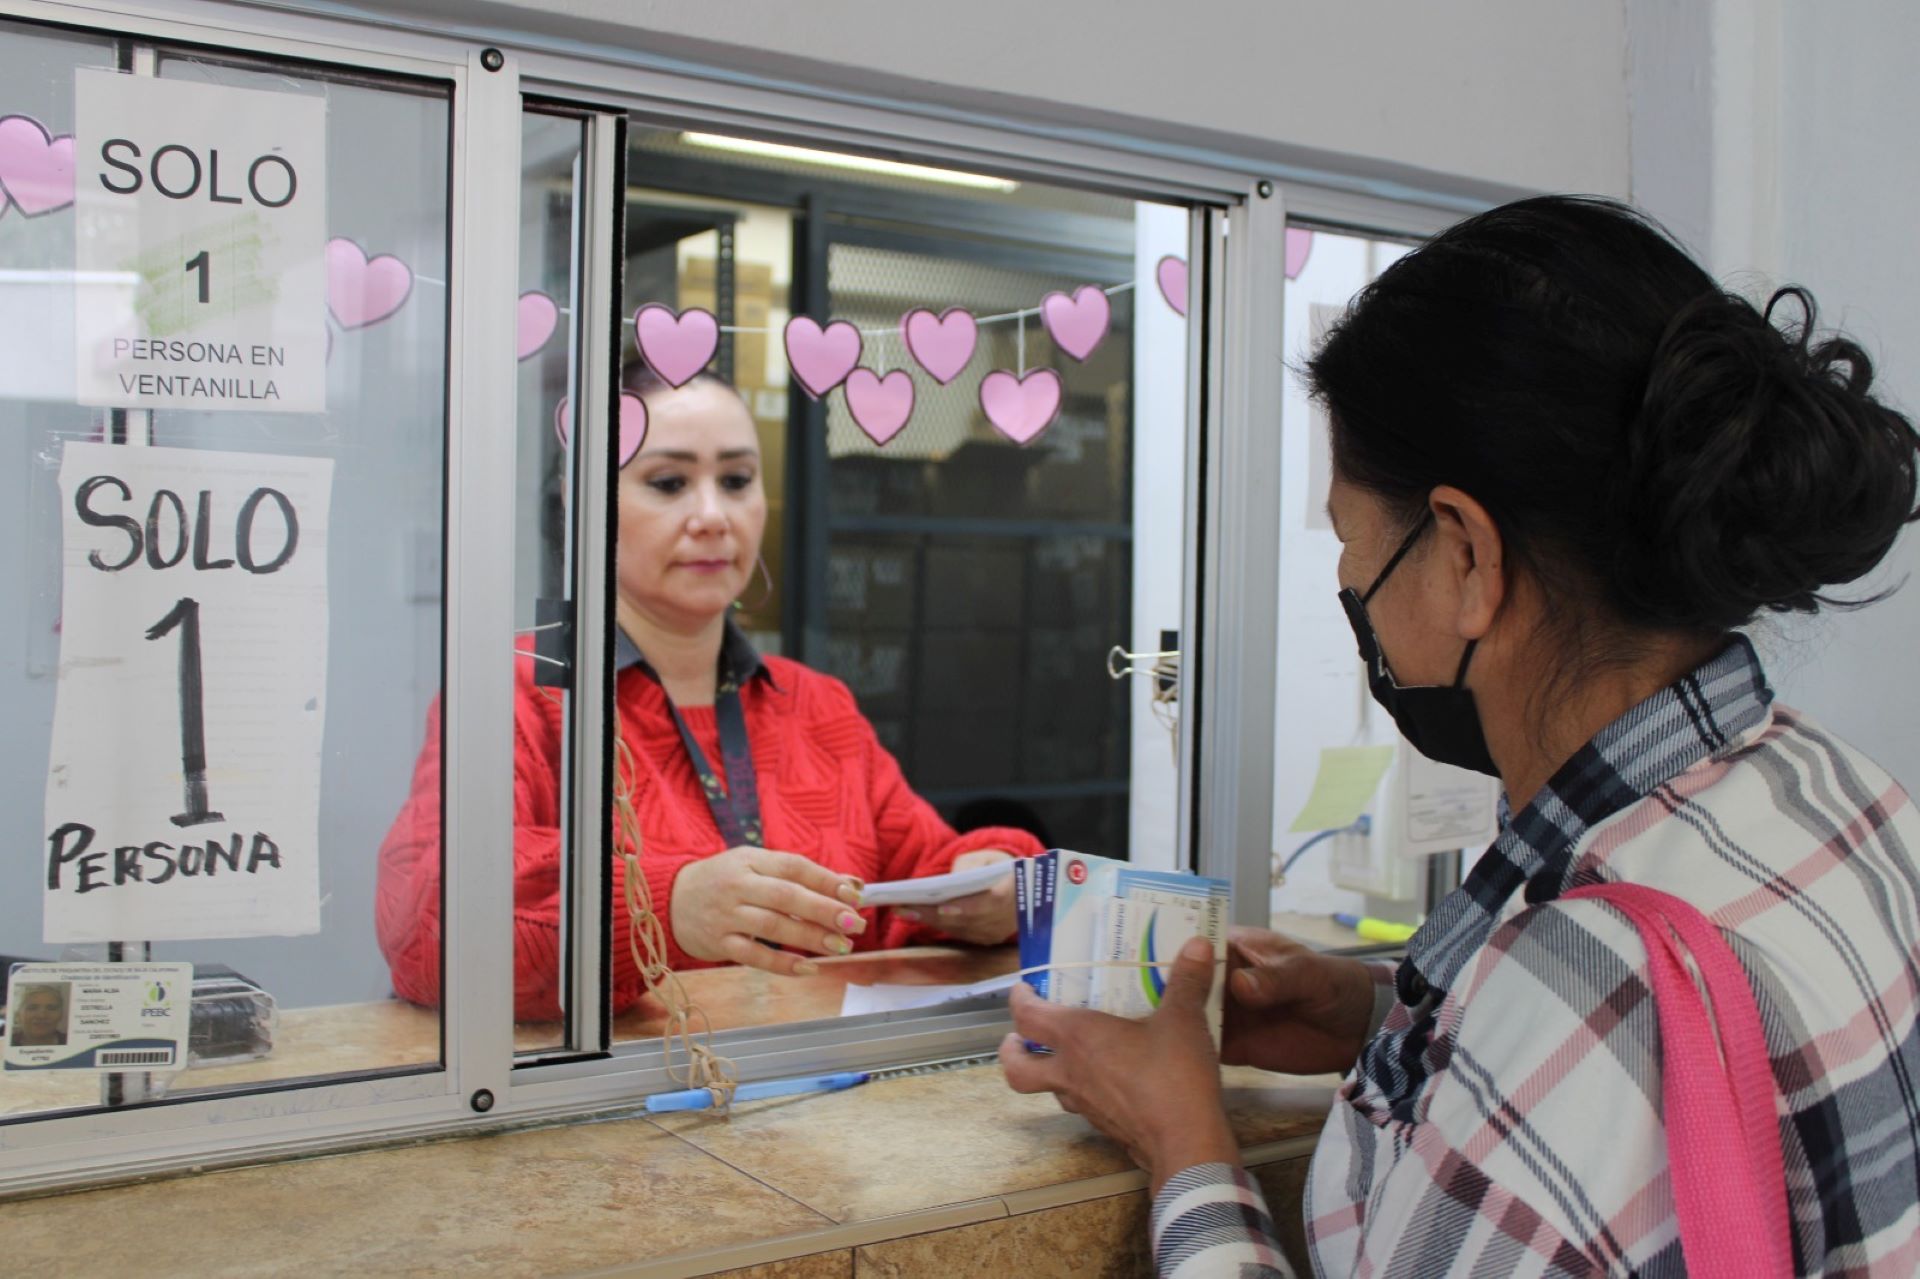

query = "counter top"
[1,1055,1336,1277]
[1,947,1339,1276]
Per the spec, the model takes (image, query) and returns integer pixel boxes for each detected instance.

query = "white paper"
[43,442,332,943]
[859,859,1015,907]
[1398,747,1500,855]
[74,70,328,413]
[4,962,192,1072]
[838,972,1018,1017]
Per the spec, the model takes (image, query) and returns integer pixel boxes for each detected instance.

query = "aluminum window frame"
[0,0,1489,1197]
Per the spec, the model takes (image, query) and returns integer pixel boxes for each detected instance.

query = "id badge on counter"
[4,962,192,1071]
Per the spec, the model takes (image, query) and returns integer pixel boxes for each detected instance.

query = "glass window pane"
[508,108,587,1053]
[1,29,451,1118]
[1272,225,1474,944]
[596,126,1191,1046]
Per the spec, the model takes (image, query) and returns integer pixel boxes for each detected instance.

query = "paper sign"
[1287,745,1396,833]
[43,443,332,943]
[1399,748,1500,855]
[73,69,327,412]
[4,962,192,1072]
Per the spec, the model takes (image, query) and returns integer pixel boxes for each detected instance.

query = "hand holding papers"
[1013,850,1230,1045]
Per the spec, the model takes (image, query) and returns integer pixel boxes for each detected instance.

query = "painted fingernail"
[838,911,865,933]
[795,961,820,976]
[827,935,853,955]
[836,883,863,907]
[897,909,921,922]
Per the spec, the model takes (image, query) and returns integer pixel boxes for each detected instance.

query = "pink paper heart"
[517,291,558,360]
[979,368,1063,446]
[634,304,718,388]
[1040,286,1110,362]
[1155,256,1188,317]
[0,116,75,217]
[1285,227,1314,280]
[326,238,413,329]
[901,307,978,384]
[554,393,649,466]
[785,316,862,398]
[843,367,915,446]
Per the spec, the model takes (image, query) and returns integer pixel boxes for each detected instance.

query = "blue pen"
[644,1070,871,1113]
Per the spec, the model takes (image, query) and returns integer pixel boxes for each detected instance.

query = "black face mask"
[1337,513,1500,778]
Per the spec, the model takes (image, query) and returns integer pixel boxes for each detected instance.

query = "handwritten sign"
[43,443,332,943]
[73,70,327,413]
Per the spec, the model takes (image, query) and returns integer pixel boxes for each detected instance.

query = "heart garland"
[843,368,915,446]
[554,392,649,466]
[0,115,75,217]
[1039,286,1110,362]
[901,307,977,384]
[784,316,863,399]
[0,94,1333,456]
[979,369,1063,446]
[635,304,720,387]
[1155,256,1188,317]
[21,195,1192,452]
[326,237,413,330]
[517,291,558,361]
[1152,227,1317,319]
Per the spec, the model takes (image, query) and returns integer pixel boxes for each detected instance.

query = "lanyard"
[665,664,763,849]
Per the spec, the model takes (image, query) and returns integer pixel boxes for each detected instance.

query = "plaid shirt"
[1153,637,1920,1276]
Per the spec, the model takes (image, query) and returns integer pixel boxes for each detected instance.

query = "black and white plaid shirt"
[1153,637,1920,1276]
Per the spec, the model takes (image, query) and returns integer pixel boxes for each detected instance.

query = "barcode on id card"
[98,1049,174,1067]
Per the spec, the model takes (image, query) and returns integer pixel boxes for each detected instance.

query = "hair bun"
[1606,287,1920,632]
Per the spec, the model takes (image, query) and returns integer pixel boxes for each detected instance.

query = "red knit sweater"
[375,648,1042,1021]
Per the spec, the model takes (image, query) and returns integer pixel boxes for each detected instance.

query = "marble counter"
[1,947,1338,1275]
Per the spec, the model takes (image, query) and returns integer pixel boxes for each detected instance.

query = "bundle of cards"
[1013,850,1231,1043]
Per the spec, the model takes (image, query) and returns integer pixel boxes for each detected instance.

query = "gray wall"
[1625,0,1920,795]
[1767,0,1920,789]
[339,0,1634,198]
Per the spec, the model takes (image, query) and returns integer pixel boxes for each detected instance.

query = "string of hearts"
[1,112,1318,449]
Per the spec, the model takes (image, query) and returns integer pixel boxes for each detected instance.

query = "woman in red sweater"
[376,372,1042,1021]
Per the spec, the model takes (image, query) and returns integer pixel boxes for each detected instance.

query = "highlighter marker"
[1332,913,1418,945]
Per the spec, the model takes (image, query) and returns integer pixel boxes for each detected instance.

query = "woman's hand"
[898,848,1017,944]
[999,937,1239,1194]
[668,846,865,977]
[1222,926,1377,1075]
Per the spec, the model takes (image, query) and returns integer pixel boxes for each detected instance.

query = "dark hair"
[1308,195,1920,638]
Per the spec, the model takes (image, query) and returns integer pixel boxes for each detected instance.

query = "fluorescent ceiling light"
[680,132,1019,191]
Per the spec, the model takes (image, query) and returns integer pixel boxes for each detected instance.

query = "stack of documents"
[1014,851,1230,1042]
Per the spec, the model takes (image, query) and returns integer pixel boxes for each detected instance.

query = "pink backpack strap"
[1564,882,1793,1279]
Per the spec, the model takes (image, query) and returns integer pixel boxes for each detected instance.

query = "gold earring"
[734,555,774,612]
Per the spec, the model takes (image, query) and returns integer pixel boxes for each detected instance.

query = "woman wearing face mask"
[377,368,1040,1021]
[1001,196,1920,1277]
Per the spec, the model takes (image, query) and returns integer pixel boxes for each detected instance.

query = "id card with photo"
[4,962,192,1071]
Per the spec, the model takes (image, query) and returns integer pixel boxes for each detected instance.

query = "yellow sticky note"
[1288,745,1396,833]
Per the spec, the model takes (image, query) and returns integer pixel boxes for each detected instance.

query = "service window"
[0,0,1348,1195]
[475,114,1200,1050]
